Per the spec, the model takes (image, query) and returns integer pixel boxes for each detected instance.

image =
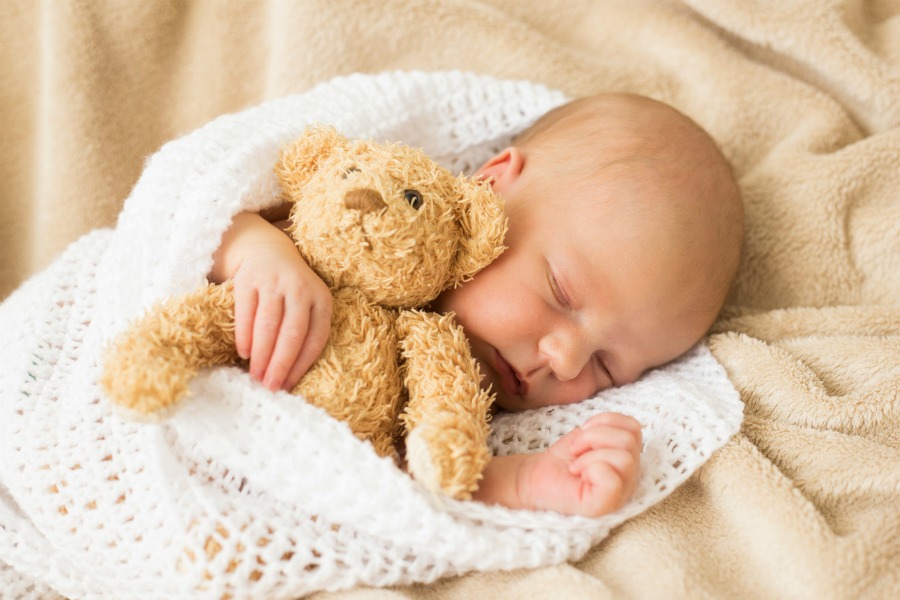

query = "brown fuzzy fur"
[101,125,507,499]
[101,281,240,419]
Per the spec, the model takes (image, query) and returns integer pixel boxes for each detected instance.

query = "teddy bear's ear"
[449,175,508,287]
[275,125,349,196]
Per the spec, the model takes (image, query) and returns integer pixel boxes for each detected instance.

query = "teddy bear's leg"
[292,287,403,459]
[396,310,494,500]
[101,282,240,418]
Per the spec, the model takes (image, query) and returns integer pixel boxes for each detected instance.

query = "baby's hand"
[232,246,332,392]
[519,413,642,517]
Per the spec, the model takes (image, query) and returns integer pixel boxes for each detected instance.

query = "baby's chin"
[491,396,520,413]
[484,381,526,413]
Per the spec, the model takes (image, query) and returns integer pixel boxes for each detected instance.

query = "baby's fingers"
[571,448,639,499]
[570,458,627,517]
[233,285,258,360]
[572,448,642,515]
[283,298,332,391]
[582,413,642,444]
[570,424,641,459]
[262,300,308,391]
[249,293,284,382]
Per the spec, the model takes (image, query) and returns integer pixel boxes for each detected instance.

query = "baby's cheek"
[558,377,604,406]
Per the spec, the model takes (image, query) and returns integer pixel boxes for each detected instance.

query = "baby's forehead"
[514,95,741,317]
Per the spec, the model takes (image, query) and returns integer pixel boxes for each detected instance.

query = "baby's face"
[433,149,719,411]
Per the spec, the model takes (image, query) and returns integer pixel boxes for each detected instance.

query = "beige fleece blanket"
[2,1,898,598]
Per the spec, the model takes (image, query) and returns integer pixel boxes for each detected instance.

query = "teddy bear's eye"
[342,166,360,179]
[404,189,423,210]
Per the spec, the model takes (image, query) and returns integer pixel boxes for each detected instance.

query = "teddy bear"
[100,125,507,500]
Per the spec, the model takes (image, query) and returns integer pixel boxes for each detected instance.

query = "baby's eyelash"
[547,271,568,307]
[594,354,615,386]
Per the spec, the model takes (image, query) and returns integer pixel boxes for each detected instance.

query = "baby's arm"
[210,208,332,391]
[473,413,641,517]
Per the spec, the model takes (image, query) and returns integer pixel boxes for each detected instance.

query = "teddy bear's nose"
[344,188,387,214]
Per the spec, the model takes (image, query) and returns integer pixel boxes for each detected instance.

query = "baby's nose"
[540,332,587,382]
[344,188,387,214]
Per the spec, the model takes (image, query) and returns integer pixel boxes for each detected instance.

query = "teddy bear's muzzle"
[344,188,387,214]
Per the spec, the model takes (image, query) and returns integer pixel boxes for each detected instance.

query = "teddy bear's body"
[101,126,507,499]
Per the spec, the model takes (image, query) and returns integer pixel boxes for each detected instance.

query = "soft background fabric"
[1,1,898,598]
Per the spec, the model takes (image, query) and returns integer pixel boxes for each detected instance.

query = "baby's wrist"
[210,212,299,282]
[473,453,537,511]
[236,240,308,282]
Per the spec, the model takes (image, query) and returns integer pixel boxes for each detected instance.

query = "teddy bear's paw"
[100,354,193,420]
[406,425,491,500]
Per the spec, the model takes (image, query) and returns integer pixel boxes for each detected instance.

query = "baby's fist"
[522,412,642,517]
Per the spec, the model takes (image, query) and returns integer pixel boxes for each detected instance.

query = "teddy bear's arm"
[101,282,239,418]
[397,310,494,500]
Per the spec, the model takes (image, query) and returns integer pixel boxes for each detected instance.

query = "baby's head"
[433,93,743,411]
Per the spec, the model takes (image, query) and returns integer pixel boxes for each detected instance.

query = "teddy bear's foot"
[405,422,491,500]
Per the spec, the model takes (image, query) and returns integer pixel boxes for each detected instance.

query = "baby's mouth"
[492,348,526,397]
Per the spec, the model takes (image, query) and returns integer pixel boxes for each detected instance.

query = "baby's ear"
[275,125,348,198]
[450,175,508,287]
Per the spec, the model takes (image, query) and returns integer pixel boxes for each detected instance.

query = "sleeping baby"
[208,93,744,517]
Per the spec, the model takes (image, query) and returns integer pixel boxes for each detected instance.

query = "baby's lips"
[513,366,528,396]
[493,348,526,397]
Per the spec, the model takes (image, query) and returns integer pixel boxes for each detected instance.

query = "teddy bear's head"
[275,126,507,307]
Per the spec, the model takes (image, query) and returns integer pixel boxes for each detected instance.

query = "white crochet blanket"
[0,71,743,600]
